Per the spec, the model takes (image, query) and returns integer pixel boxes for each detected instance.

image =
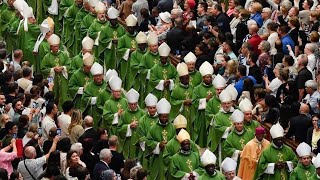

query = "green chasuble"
[7,17,19,54]
[223,129,254,166]
[254,144,298,180]
[163,137,199,167]
[198,171,226,180]
[96,88,111,113]
[137,113,158,170]
[146,121,175,180]
[59,0,73,21]
[206,96,221,120]
[17,22,40,66]
[117,32,137,83]
[71,8,88,56]
[118,107,145,159]
[88,19,108,58]
[0,2,7,12]
[311,173,320,179]
[34,39,50,73]
[80,13,96,39]
[0,6,16,50]
[290,163,316,180]
[98,23,126,71]
[69,53,99,75]
[170,83,194,133]
[41,51,71,109]
[36,0,51,24]
[169,151,202,180]
[81,80,106,127]
[148,62,177,101]
[102,96,128,135]
[244,120,260,134]
[139,51,160,106]
[62,3,82,56]
[189,70,202,87]
[68,68,92,109]
[208,111,232,159]
[192,83,216,148]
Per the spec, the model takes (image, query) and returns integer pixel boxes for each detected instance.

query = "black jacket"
[286,114,312,143]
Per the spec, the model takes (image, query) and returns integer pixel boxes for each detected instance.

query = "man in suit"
[286,103,312,143]
[93,148,112,180]
[166,18,184,55]
[78,116,98,144]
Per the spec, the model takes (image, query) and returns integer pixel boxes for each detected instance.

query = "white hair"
[71,143,83,155]
[305,80,318,90]
[247,19,257,28]
[100,148,112,160]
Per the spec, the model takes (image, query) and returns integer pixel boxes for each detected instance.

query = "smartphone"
[47,77,53,83]
[57,128,61,136]
[302,99,307,104]
[38,127,42,135]
[12,133,17,139]
[32,102,38,108]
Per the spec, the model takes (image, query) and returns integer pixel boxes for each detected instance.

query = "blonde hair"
[227,60,238,75]
[68,110,83,133]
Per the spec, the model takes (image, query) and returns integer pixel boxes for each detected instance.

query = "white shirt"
[42,115,57,140]
[17,78,32,91]
[268,32,278,55]
[307,54,316,71]
[58,113,71,138]
[269,77,282,97]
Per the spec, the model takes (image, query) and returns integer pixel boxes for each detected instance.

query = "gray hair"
[130,166,143,179]
[100,169,115,180]
[260,40,270,52]
[71,143,83,155]
[305,43,316,53]
[305,80,318,90]
[100,148,112,160]
[262,7,272,15]
[275,63,284,70]
[281,0,292,9]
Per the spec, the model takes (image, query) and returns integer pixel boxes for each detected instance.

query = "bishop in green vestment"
[69,53,93,109]
[146,98,175,180]
[254,123,298,180]
[148,42,177,102]
[223,110,255,167]
[221,157,241,180]
[81,62,106,127]
[183,52,202,87]
[41,34,71,110]
[311,154,320,179]
[199,149,226,180]
[137,93,158,170]
[117,15,138,83]
[118,89,145,159]
[98,7,125,71]
[59,0,73,21]
[192,62,216,148]
[239,98,260,134]
[0,1,16,52]
[290,142,316,180]
[170,63,194,133]
[169,129,202,180]
[207,90,234,165]
[102,76,128,135]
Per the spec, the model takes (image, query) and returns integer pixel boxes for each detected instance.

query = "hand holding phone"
[57,128,61,136]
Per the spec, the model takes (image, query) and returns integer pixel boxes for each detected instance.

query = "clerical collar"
[272,142,283,149]
[128,31,137,37]
[235,128,244,135]
[244,120,252,125]
[180,149,191,155]
[51,50,60,54]
[203,82,212,87]
[220,107,235,113]
[158,120,169,126]
[129,107,138,112]
[180,83,189,88]
[150,51,158,55]
[148,112,158,117]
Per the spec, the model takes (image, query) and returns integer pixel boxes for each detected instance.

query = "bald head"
[108,135,119,147]
[24,146,36,159]
[249,24,259,35]
[300,103,310,114]
[84,115,94,128]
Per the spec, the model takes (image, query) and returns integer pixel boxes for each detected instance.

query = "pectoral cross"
[277,153,283,161]
[55,58,60,66]
[113,31,118,39]
[150,121,155,126]
[132,117,137,122]
[131,40,136,49]
[305,171,311,179]
[186,159,193,172]
[185,91,190,100]
[162,130,168,142]
[84,77,90,88]
[162,69,168,80]
[98,88,103,93]
[207,90,212,96]
[117,103,122,110]
[239,139,245,148]
[153,58,158,65]
[189,76,193,86]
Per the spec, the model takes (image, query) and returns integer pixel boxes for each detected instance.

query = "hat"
[225,84,238,101]
[177,63,188,77]
[90,62,103,75]
[255,127,265,135]
[231,109,244,123]
[158,42,171,57]
[213,74,226,88]
[219,90,232,103]
[221,157,237,172]
[83,53,94,66]
[159,12,171,23]
[239,98,253,112]
[105,69,118,82]
[95,1,106,13]
[156,98,171,114]
[173,114,187,129]
[47,17,54,31]
[82,36,94,50]
[184,52,197,63]
[107,6,119,19]
[147,31,158,45]
[312,153,320,168]
[186,0,196,9]
[125,14,138,26]
[270,123,284,139]
[145,93,158,107]
[126,88,139,103]
[199,62,213,76]
[22,6,34,31]
[47,34,60,45]
[13,0,28,12]
[88,0,99,7]
[136,31,147,44]
[40,19,50,34]
[296,142,311,157]
[176,129,190,143]
[201,149,216,166]
[109,76,122,91]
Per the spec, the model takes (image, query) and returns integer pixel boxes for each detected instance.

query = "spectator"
[258,8,272,37]
[166,18,184,55]
[100,169,117,180]
[78,115,98,144]
[234,65,257,96]
[307,114,320,152]
[121,159,137,180]
[40,151,61,179]
[68,110,84,144]
[257,40,271,74]
[309,10,320,32]
[218,54,229,76]
[303,80,320,114]
[304,43,317,75]
[287,17,300,56]
[9,171,23,180]
[65,150,86,178]
[235,9,250,51]
[10,50,22,72]
[5,83,18,104]
[194,42,211,70]
[225,0,239,17]
[286,103,312,143]
[196,2,208,31]
[130,166,143,179]
[0,168,8,180]
[68,165,90,180]
[17,115,29,138]
[57,137,71,175]
[42,102,58,141]
[58,101,74,138]
[108,135,125,174]
[12,99,23,123]
[225,60,238,84]
[81,139,99,177]
[296,54,313,101]
[277,25,294,55]
[93,148,112,180]
[248,24,262,55]
[248,51,262,84]
[282,55,298,81]
[0,114,11,139]
[17,67,32,92]
[0,139,17,176]
[263,63,284,97]
[210,3,231,33]
[1,121,18,148]
[230,6,242,43]
[92,128,109,154]
[17,136,59,179]
[43,127,58,154]
[136,168,148,180]
[263,95,281,124]
[138,8,156,32]
[249,2,263,27]
[132,0,149,25]
[266,22,278,56]
[182,0,195,27]
[222,40,237,61]
[119,0,134,21]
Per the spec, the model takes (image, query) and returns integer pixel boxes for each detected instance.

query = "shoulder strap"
[24,160,36,180]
